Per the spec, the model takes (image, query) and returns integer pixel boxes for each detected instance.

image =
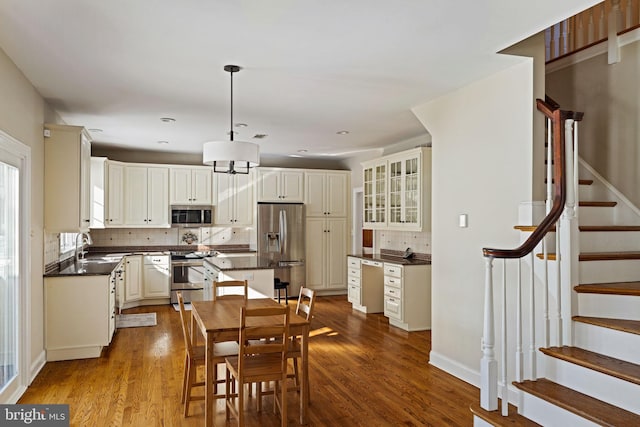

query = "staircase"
[474,101,640,426]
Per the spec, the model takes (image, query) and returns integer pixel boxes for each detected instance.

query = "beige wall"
[546,41,640,207]
[0,46,52,376]
[412,59,535,383]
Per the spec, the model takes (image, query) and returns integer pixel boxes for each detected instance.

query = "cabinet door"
[124,166,149,226]
[281,171,304,201]
[147,167,169,226]
[107,162,124,226]
[191,168,213,204]
[326,218,347,289]
[362,161,387,228]
[326,173,348,217]
[214,173,235,225]
[144,264,170,298]
[256,168,280,202]
[124,256,142,301]
[304,172,326,217]
[305,218,326,290]
[79,133,92,229]
[234,172,254,225]
[170,168,192,205]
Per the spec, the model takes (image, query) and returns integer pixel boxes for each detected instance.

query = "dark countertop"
[348,253,431,266]
[45,259,123,277]
[204,256,286,271]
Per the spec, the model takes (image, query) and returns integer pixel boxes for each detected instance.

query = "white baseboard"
[429,350,480,388]
[29,350,46,385]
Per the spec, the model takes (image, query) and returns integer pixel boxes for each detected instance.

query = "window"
[60,232,78,256]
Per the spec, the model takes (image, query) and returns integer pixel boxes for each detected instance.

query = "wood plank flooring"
[19,296,480,426]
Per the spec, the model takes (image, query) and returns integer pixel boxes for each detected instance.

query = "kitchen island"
[203,255,277,299]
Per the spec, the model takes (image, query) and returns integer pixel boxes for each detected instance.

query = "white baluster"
[542,239,550,348]
[564,119,576,220]
[516,259,523,383]
[555,220,563,346]
[501,260,508,416]
[481,257,497,411]
[543,116,552,349]
[573,122,580,220]
[529,253,537,380]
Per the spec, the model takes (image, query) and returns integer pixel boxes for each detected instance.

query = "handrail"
[482,99,572,259]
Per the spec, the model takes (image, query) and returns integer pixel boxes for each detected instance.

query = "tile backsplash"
[374,229,431,255]
[89,227,252,247]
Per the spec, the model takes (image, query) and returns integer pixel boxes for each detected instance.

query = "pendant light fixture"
[203,65,260,174]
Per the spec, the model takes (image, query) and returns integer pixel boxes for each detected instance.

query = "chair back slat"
[176,292,193,356]
[213,280,248,301]
[238,305,290,369]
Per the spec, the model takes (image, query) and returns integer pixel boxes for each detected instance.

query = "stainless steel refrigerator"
[257,202,305,299]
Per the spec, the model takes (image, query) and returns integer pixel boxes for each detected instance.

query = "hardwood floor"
[20,296,479,426]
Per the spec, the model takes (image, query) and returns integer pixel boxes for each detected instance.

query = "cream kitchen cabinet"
[383,262,431,331]
[123,165,169,227]
[170,167,213,205]
[44,273,116,361]
[256,167,304,202]
[387,147,431,231]
[143,254,170,298]
[361,159,387,229]
[306,217,347,293]
[44,124,92,232]
[106,161,125,226]
[123,255,142,303]
[304,171,349,218]
[215,171,254,225]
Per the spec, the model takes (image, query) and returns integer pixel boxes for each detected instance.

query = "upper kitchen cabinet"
[304,170,350,218]
[89,158,124,228]
[123,165,169,227]
[44,124,92,232]
[169,166,213,205]
[362,147,431,231]
[362,159,387,229]
[214,170,254,225]
[256,167,304,202]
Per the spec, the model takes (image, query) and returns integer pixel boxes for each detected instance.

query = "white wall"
[412,59,535,383]
[0,46,52,379]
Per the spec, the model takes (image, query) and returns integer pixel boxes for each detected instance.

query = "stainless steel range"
[170,251,210,303]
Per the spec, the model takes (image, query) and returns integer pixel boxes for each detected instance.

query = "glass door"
[0,130,28,404]
[0,156,19,401]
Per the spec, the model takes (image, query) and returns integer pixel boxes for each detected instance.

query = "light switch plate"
[459,214,468,228]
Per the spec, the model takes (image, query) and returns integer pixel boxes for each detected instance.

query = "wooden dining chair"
[225,305,290,427]
[213,280,248,301]
[176,292,239,417]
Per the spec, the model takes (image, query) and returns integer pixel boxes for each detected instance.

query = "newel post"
[480,256,498,410]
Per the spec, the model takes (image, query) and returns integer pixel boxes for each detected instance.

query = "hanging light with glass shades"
[202,65,260,174]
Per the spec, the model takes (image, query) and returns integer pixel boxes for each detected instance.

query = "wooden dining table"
[191,298,310,426]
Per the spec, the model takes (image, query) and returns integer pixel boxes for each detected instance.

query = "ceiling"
[0,0,598,162]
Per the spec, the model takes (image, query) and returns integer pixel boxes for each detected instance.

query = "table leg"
[300,324,309,424]
[203,329,214,427]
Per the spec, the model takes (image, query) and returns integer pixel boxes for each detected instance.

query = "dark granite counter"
[348,252,431,266]
[204,256,284,271]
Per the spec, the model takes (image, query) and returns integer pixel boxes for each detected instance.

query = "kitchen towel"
[116,313,157,328]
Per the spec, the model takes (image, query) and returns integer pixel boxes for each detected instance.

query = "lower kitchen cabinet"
[123,255,142,303]
[119,254,171,310]
[383,262,431,331]
[143,254,170,298]
[306,217,347,293]
[45,274,116,361]
[347,257,384,313]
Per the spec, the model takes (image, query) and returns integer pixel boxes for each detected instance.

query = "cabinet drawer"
[362,259,383,268]
[384,296,402,320]
[348,284,361,304]
[384,285,401,299]
[348,276,361,286]
[384,263,402,278]
[348,268,361,278]
[384,275,402,289]
[347,257,360,268]
[144,255,169,265]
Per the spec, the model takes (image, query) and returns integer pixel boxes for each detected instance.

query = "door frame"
[352,187,363,254]
[0,129,31,403]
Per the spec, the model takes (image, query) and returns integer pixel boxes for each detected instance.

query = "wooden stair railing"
[479,98,584,416]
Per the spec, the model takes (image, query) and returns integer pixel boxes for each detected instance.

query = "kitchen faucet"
[75,232,93,264]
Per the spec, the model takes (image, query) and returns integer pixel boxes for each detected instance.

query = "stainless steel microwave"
[170,205,214,227]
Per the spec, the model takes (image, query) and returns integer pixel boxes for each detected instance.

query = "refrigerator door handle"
[279,209,287,256]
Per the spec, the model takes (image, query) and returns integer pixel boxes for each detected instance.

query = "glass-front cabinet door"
[362,160,387,228]
[387,152,421,228]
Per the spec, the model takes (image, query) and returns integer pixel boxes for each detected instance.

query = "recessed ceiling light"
[336,130,349,135]
[235,123,248,128]
[88,128,103,133]
[160,117,176,123]
[297,149,308,153]
[157,140,169,144]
